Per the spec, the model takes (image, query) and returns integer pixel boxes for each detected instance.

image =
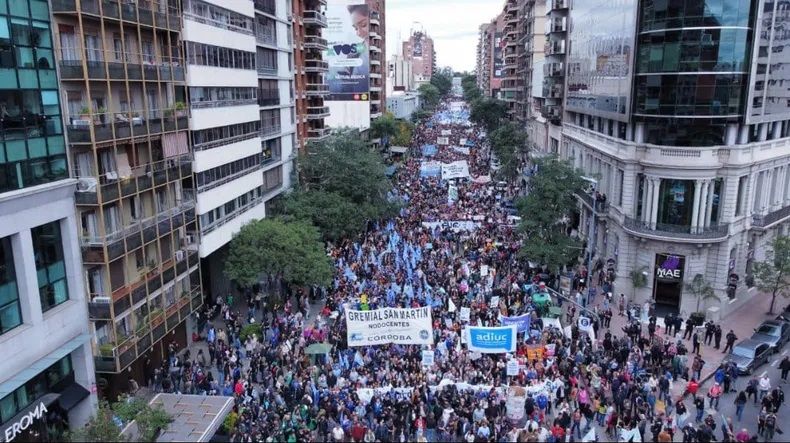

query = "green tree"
[470,98,507,133]
[516,156,586,272]
[225,218,333,288]
[685,273,718,313]
[490,122,528,182]
[370,112,399,145]
[753,235,790,314]
[68,401,127,442]
[299,132,392,210]
[392,119,414,146]
[282,189,368,242]
[411,109,432,123]
[430,69,453,96]
[418,83,441,110]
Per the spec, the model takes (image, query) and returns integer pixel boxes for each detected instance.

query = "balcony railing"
[255,28,277,46]
[623,216,729,240]
[258,94,280,106]
[305,82,330,96]
[574,189,608,213]
[304,36,328,50]
[52,0,181,31]
[306,106,330,119]
[190,98,257,109]
[257,66,278,76]
[307,127,331,140]
[254,0,276,15]
[551,0,569,10]
[305,59,329,72]
[752,205,790,229]
[66,107,188,144]
[303,10,328,27]
[261,124,282,137]
[58,53,184,82]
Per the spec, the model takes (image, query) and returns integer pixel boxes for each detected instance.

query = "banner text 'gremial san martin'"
[345,306,433,346]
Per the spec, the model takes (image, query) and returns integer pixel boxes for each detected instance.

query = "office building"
[386,91,419,120]
[389,53,413,91]
[562,0,790,317]
[0,0,98,437]
[51,0,202,397]
[292,0,330,146]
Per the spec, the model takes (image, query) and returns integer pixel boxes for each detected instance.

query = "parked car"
[750,319,790,352]
[724,339,772,375]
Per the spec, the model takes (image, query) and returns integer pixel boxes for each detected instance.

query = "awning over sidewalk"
[122,394,234,442]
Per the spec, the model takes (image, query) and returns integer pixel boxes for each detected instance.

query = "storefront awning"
[58,382,90,411]
[1,393,60,438]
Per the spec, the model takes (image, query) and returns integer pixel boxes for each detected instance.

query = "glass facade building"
[635,0,756,146]
[0,0,68,193]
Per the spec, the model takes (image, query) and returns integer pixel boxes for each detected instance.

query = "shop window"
[31,221,69,312]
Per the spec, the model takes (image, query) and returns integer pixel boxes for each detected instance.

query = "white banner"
[437,136,449,145]
[345,307,433,346]
[441,160,470,180]
[441,129,452,136]
[357,386,414,405]
[452,146,470,156]
[460,307,471,322]
[506,360,519,376]
[421,220,481,232]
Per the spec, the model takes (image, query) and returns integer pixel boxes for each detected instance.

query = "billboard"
[326,0,370,101]
[413,33,423,57]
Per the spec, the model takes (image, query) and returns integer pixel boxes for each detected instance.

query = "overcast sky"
[384,0,504,73]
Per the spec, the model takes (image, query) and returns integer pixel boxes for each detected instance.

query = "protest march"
[142,98,779,443]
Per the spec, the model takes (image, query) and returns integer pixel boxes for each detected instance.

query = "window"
[192,120,259,151]
[31,221,69,312]
[0,355,72,424]
[196,153,263,190]
[183,0,254,34]
[0,236,21,335]
[735,175,747,216]
[186,42,254,70]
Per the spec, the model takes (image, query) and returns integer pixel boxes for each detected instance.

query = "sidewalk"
[585,289,775,398]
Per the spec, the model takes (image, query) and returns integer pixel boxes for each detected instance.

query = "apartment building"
[562,0,790,318]
[51,0,202,397]
[0,1,98,437]
[534,0,568,153]
[367,0,385,121]
[475,13,504,98]
[292,0,330,147]
[401,30,434,87]
[499,0,519,117]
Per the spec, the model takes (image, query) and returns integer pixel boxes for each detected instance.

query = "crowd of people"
[137,99,784,442]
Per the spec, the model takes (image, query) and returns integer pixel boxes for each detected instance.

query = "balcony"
[254,0,277,15]
[304,36,328,50]
[574,189,608,214]
[369,11,380,25]
[257,65,278,76]
[255,29,277,47]
[88,300,112,319]
[623,216,729,242]
[307,127,331,140]
[544,62,565,77]
[94,288,200,374]
[546,41,566,55]
[551,0,569,10]
[66,108,188,145]
[258,94,280,107]
[549,18,567,33]
[52,0,180,31]
[306,106,330,119]
[305,59,329,72]
[752,205,790,230]
[370,44,381,53]
[305,82,330,96]
[303,10,328,27]
[261,124,282,138]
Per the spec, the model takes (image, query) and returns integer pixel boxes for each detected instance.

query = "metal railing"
[303,10,328,27]
[255,28,277,46]
[752,205,790,228]
[305,59,329,71]
[257,66,278,76]
[304,36,328,49]
[623,216,729,240]
[254,0,276,15]
[81,198,195,246]
[190,98,257,109]
[66,106,188,143]
[261,124,282,137]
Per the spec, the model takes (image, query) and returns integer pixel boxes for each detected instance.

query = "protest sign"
[526,345,544,361]
[421,350,434,367]
[437,136,449,145]
[345,307,433,346]
[506,359,519,376]
[441,160,470,180]
[480,265,489,276]
[421,220,481,232]
[465,325,518,353]
[500,314,531,333]
[459,307,471,322]
[440,129,452,136]
[419,161,441,177]
[506,387,527,423]
[452,146,470,156]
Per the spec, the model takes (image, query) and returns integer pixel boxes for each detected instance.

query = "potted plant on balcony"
[99,343,115,357]
[147,259,158,276]
[79,105,92,123]
[174,101,187,118]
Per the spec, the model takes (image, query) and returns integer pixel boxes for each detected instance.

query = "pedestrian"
[694,395,705,422]
[734,390,747,421]
[713,324,722,349]
[747,376,759,404]
[704,320,714,345]
[692,331,701,355]
[759,375,772,400]
[780,356,790,382]
[765,410,777,441]
[707,382,722,410]
[683,318,694,340]
[723,329,737,354]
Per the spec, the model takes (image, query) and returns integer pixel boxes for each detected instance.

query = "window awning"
[58,382,90,411]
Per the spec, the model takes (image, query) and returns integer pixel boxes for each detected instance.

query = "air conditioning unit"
[92,296,111,304]
[77,177,98,192]
[175,250,185,261]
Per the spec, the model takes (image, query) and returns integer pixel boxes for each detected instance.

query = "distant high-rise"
[402,30,434,86]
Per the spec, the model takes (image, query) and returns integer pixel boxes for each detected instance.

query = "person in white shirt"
[759,375,772,400]
[331,424,344,442]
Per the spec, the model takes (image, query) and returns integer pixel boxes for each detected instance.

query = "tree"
[469,98,507,133]
[299,132,392,210]
[490,122,528,182]
[418,83,441,110]
[370,112,398,145]
[68,401,127,442]
[411,109,432,123]
[282,190,368,242]
[225,218,333,288]
[430,69,453,96]
[753,235,790,314]
[392,119,414,146]
[685,273,717,313]
[516,156,586,273]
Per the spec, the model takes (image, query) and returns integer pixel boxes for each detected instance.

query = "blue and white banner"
[500,314,531,333]
[420,161,441,177]
[465,325,518,353]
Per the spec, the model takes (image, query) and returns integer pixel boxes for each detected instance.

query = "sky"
[384,0,504,73]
